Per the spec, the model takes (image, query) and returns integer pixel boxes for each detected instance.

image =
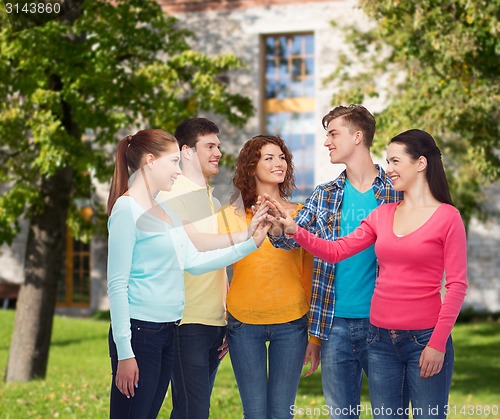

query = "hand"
[262,195,297,235]
[303,342,320,377]
[252,196,263,214]
[255,195,285,236]
[419,345,444,378]
[268,217,284,237]
[249,201,271,237]
[218,334,229,361]
[252,219,272,247]
[116,357,139,398]
[259,194,283,218]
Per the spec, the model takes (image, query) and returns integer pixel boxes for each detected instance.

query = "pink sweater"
[292,202,467,352]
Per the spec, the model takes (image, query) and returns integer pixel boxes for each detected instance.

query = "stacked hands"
[250,193,298,238]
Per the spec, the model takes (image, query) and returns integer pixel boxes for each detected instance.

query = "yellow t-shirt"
[220,204,314,324]
[157,175,227,326]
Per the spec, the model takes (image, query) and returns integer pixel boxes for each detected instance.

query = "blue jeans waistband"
[369,324,434,339]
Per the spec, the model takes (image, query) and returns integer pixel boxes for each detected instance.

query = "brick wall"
[159,0,337,13]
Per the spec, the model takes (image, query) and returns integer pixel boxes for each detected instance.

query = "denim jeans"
[227,313,308,419]
[320,317,370,419]
[109,318,177,419]
[367,325,454,419]
[170,323,226,419]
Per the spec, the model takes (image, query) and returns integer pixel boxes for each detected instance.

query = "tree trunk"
[5,166,73,382]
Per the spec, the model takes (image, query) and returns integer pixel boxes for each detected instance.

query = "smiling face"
[151,144,182,192]
[324,116,359,164]
[385,142,422,192]
[254,143,287,187]
[194,133,222,182]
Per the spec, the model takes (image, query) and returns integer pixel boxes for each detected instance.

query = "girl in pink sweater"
[268,129,467,419]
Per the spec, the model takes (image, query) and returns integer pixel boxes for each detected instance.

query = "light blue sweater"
[107,196,257,360]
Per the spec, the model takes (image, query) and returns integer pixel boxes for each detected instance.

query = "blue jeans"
[320,317,370,419]
[170,323,226,419]
[109,319,177,419]
[367,325,454,419]
[227,313,308,419]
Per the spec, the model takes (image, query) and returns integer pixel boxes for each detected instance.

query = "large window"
[263,33,315,200]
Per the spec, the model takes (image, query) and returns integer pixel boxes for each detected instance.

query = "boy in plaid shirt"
[270,105,402,419]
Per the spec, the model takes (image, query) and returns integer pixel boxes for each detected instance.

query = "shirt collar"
[332,164,387,190]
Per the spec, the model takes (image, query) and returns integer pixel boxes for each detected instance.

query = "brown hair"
[322,105,376,148]
[232,135,296,210]
[106,129,177,216]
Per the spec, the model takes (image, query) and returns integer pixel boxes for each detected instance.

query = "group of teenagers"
[106,105,468,419]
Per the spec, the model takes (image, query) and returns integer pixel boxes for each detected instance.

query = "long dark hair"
[106,129,177,216]
[233,135,296,210]
[389,129,454,206]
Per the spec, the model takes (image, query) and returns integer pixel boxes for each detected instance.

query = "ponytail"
[107,136,132,216]
[106,130,177,216]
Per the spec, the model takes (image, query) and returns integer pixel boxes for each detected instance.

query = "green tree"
[327,0,500,224]
[0,0,253,382]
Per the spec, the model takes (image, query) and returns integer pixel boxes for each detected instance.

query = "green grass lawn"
[0,310,499,418]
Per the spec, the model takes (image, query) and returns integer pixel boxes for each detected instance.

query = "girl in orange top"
[222,135,314,419]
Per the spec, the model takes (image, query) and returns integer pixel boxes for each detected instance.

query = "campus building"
[1,0,499,315]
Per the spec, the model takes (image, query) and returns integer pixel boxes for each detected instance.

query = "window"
[57,229,91,308]
[262,33,315,201]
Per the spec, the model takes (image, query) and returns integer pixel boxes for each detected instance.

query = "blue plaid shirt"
[270,165,402,341]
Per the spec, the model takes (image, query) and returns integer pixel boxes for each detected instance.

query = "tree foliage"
[0,0,252,244]
[0,0,253,381]
[327,0,500,224]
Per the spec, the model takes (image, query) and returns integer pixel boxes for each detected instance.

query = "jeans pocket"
[131,319,164,334]
[366,325,379,347]
[227,312,244,331]
[411,328,434,348]
[132,320,174,355]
